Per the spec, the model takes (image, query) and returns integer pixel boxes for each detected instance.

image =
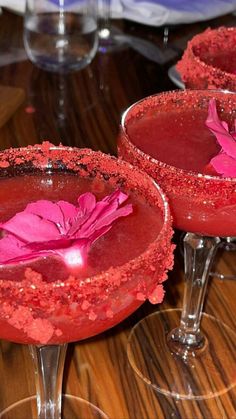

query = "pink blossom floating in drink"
[0,189,133,266]
[205,98,236,177]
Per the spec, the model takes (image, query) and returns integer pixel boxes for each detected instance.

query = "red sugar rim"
[176,27,236,89]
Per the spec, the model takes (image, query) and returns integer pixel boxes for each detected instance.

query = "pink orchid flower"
[0,189,133,266]
[205,98,236,177]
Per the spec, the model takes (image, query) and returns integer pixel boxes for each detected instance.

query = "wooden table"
[0,9,236,419]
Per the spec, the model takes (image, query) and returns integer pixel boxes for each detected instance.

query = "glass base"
[0,394,108,419]
[98,25,126,53]
[26,57,93,74]
[127,309,236,400]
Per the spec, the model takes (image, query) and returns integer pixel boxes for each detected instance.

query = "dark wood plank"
[0,85,25,129]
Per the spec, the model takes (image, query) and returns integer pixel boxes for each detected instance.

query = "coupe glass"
[176,26,236,91]
[118,89,236,400]
[177,26,236,280]
[0,144,173,418]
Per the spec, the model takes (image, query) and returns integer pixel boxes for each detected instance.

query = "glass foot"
[0,394,108,419]
[127,309,236,400]
[98,25,126,53]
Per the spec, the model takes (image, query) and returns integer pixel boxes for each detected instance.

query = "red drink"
[126,107,220,173]
[176,27,236,91]
[0,145,173,345]
[118,90,236,237]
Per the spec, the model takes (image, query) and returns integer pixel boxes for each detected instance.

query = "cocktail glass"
[118,89,236,400]
[176,26,236,91]
[0,144,173,418]
[177,26,236,280]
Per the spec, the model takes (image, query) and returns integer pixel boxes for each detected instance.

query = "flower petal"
[26,200,78,234]
[206,98,236,159]
[0,189,133,266]
[26,200,63,223]
[77,192,96,213]
[210,152,236,177]
[1,212,60,243]
[26,237,73,251]
[92,204,133,231]
[102,189,129,206]
[68,193,97,236]
[72,190,132,238]
[56,201,78,232]
[0,232,55,264]
[0,234,26,264]
[68,201,108,238]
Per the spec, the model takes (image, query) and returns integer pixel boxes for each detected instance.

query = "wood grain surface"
[0,9,235,419]
[0,85,25,129]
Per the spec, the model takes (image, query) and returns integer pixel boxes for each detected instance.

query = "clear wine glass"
[118,89,236,400]
[0,144,174,418]
[23,0,98,73]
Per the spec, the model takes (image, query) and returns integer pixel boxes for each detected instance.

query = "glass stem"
[170,233,220,350]
[29,344,68,419]
[99,0,111,37]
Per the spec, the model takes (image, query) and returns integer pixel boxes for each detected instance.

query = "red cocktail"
[177,26,236,279]
[0,144,173,418]
[118,89,236,400]
[176,27,236,91]
[119,89,236,236]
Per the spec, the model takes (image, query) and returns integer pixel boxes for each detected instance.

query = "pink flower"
[205,98,236,177]
[0,190,133,266]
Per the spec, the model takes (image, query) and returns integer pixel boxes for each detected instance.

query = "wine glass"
[0,143,174,418]
[118,89,236,400]
[23,0,98,73]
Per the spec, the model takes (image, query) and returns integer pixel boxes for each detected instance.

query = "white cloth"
[1,0,236,26]
[0,0,25,14]
[120,0,236,26]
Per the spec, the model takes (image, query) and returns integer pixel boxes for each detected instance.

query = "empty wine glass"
[23,0,98,73]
